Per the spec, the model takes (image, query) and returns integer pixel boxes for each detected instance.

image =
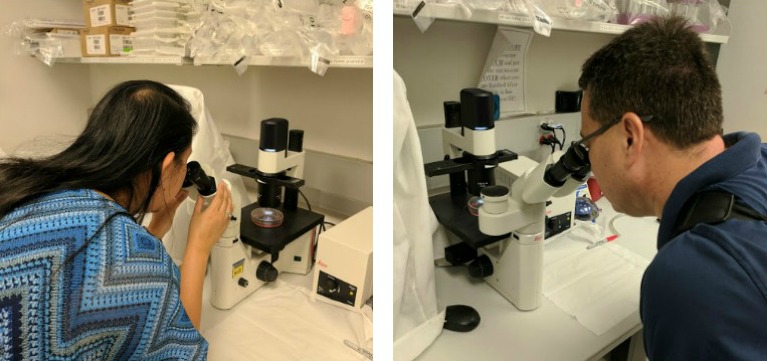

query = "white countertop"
[417,199,659,361]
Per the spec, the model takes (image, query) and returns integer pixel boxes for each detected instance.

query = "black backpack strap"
[673,190,767,238]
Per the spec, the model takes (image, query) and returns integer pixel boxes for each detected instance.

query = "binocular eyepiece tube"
[543,144,591,188]
[184,161,217,196]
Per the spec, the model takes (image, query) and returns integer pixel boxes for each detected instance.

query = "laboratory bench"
[197,207,373,361]
[418,199,658,361]
[199,204,343,330]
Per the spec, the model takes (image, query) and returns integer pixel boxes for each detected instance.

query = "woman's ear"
[161,151,176,177]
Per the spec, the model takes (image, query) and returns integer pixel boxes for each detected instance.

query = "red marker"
[587,234,619,249]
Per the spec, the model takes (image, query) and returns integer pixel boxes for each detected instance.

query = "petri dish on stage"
[250,207,284,228]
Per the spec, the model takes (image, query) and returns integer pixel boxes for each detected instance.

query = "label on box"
[54,29,80,35]
[86,34,107,55]
[110,34,132,55]
[599,23,624,33]
[499,13,532,23]
[332,57,366,66]
[115,4,131,26]
[90,5,111,27]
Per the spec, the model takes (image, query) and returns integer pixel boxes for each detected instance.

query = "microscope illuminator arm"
[442,127,497,158]
[257,149,306,177]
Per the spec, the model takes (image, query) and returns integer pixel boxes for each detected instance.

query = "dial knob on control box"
[256,261,278,282]
[322,278,340,293]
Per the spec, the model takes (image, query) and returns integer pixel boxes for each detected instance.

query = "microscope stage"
[429,192,510,249]
[239,203,324,258]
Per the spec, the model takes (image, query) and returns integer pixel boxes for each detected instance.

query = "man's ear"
[621,113,646,164]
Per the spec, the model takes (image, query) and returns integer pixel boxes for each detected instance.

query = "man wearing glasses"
[576,16,767,361]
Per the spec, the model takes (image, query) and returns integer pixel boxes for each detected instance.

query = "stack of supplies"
[129,0,204,57]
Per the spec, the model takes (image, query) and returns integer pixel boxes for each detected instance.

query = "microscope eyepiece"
[543,143,590,187]
[185,161,217,196]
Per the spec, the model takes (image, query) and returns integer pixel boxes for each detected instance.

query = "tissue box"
[82,0,132,28]
[80,26,134,57]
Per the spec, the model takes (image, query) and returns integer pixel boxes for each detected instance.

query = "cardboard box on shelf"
[80,26,134,57]
[82,0,131,28]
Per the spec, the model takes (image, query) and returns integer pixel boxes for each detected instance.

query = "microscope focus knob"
[467,255,494,278]
[256,261,278,283]
[480,185,509,214]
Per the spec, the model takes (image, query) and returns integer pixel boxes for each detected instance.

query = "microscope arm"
[442,127,497,158]
[255,149,306,176]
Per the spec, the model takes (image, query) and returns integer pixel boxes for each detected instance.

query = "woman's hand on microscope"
[186,181,233,257]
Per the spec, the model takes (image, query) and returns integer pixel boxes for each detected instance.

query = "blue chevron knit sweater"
[0,189,207,360]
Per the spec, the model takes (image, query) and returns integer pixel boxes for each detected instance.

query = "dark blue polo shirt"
[640,132,767,360]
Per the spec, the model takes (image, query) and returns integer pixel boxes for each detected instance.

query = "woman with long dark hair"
[0,80,231,360]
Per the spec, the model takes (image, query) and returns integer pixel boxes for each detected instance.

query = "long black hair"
[0,80,197,222]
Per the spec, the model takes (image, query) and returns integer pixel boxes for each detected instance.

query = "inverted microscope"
[425,88,590,311]
[184,118,324,310]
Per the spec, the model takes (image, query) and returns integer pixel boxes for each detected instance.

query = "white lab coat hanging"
[160,84,251,265]
[393,71,448,361]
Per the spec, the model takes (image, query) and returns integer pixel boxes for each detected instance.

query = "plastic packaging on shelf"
[469,0,507,11]
[667,0,728,33]
[615,0,670,25]
[518,0,553,36]
[616,0,727,33]
[2,18,85,66]
[187,0,371,75]
[539,0,618,22]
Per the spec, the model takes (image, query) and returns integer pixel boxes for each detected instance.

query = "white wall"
[0,1,92,153]
[396,4,767,192]
[394,16,615,190]
[394,16,614,128]
[1,0,372,216]
[716,0,767,137]
[88,65,373,162]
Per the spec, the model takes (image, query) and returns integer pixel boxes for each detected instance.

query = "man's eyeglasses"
[575,114,654,150]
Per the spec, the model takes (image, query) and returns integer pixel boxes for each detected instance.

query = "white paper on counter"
[543,224,650,335]
[478,26,533,116]
[202,280,372,361]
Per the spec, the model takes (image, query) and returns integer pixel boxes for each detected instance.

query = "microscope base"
[480,232,544,311]
[209,229,316,310]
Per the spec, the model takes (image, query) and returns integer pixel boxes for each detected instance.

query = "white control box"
[312,207,373,309]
